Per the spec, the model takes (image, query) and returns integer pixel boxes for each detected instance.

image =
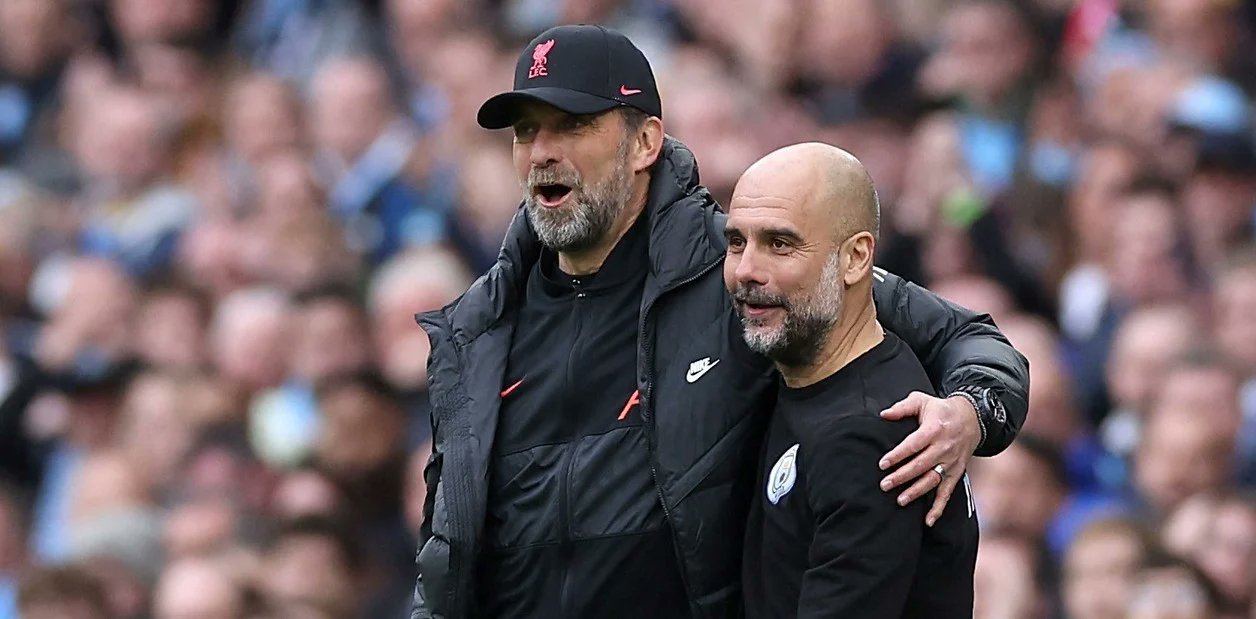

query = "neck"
[779,289,883,389]
[557,174,650,276]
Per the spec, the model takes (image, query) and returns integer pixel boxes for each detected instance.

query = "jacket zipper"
[639,257,722,616]
[559,280,586,615]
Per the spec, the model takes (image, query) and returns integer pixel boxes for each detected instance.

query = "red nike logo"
[501,379,524,398]
[619,85,642,96]
[617,389,640,421]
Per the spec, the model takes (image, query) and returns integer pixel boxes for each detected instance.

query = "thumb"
[881,391,928,420]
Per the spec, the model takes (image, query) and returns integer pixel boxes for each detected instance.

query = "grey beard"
[735,254,843,368]
[524,140,633,253]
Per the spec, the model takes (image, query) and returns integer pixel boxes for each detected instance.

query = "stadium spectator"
[1063,517,1154,619]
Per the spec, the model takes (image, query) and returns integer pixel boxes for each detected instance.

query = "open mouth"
[534,183,573,208]
[740,301,782,318]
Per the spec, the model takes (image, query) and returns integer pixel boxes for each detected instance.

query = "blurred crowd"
[0,0,1255,618]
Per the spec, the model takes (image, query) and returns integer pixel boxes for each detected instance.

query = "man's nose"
[734,245,769,287]
[529,127,562,168]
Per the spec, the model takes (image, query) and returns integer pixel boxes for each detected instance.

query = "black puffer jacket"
[412,137,1028,619]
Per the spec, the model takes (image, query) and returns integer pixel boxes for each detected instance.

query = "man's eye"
[770,238,790,251]
[561,116,592,131]
[514,124,538,141]
[727,236,745,251]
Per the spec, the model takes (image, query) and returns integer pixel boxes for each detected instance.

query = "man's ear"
[842,232,876,286]
[632,116,665,173]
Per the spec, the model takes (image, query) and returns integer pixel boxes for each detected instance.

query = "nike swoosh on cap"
[619,85,642,95]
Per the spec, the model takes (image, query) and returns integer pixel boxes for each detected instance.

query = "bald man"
[729,144,978,618]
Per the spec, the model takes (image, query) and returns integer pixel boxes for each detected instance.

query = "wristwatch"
[949,385,1007,450]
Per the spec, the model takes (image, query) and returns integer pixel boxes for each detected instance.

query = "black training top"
[475,213,689,618]
[742,331,979,619]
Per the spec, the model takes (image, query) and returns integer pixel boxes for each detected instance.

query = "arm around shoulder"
[870,267,1028,456]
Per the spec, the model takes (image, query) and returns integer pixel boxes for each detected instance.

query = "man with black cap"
[413,24,1028,619]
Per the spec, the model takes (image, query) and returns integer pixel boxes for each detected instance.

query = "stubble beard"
[523,138,634,253]
[733,254,844,368]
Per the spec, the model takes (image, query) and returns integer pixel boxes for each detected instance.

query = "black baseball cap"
[477,24,662,130]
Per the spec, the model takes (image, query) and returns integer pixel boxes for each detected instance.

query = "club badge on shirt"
[767,444,800,504]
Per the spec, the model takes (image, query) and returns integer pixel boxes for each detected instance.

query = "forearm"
[871,267,1028,456]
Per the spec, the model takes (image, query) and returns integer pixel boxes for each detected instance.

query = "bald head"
[733,142,880,243]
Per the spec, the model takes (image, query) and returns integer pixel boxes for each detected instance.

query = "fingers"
[880,438,942,493]
[893,459,942,507]
[879,391,931,421]
[926,473,961,527]
[879,421,939,472]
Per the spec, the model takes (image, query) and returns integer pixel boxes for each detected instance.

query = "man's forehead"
[728,176,822,230]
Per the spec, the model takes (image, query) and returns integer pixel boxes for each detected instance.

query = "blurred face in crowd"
[928,0,1036,109]
[1182,169,1256,269]
[513,103,640,253]
[974,536,1043,619]
[272,469,343,520]
[1127,566,1214,619]
[1064,523,1147,619]
[225,74,304,164]
[135,289,207,372]
[289,297,370,385]
[970,442,1065,541]
[1107,191,1189,306]
[316,382,405,480]
[36,258,137,378]
[1106,306,1199,414]
[210,290,291,392]
[896,114,967,236]
[1188,499,1256,611]
[0,0,69,78]
[665,68,760,205]
[131,41,214,127]
[1157,363,1243,435]
[75,88,169,196]
[1070,144,1141,262]
[386,0,465,77]
[1147,0,1238,72]
[254,152,324,228]
[1090,63,1194,151]
[369,250,471,390]
[1000,316,1080,444]
[120,373,194,490]
[311,59,395,165]
[457,145,524,240]
[1216,265,1256,372]
[110,0,215,46]
[797,0,888,86]
[153,558,243,619]
[163,496,238,560]
[1135,407,1232,515]
[934,276,1015,325]
[418,31,509,145]
[72,452,151,523]
[262,533,356,618]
